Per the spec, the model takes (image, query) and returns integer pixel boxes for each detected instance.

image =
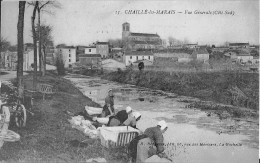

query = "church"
[122,22,162,51]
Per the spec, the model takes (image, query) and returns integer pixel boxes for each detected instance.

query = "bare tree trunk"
[32,1,38,91]
[37,8,43,76]
[17,1,26,99]
[42,44,46,76]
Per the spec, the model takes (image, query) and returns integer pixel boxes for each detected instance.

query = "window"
[130,56,132,59]
[69,54,71,57]
[69,59,71,62]
[89,49,91,52]
[137,56,139,60]
[148,56,150,60]
[142,56,144,60]
[69,49,71,52]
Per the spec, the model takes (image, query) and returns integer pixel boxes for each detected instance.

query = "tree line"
[2,1,61,99]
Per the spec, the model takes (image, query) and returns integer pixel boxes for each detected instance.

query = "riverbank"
[0,72,128,162]
[77,69,259,120]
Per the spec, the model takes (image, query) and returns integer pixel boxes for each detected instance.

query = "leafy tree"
[0,37,11,52]
[35,24,54,76]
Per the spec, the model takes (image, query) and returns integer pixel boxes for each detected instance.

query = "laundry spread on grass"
[68,115,99,139]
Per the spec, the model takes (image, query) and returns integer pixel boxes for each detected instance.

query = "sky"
[1,0,259,46]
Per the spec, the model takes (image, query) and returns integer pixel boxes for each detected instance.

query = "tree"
[17,1,26,99]
[0,37,10,69]
[108,39,123,48]
[37,1,61,76]
[36,25,53,76]
[28,1,39,91]
[0,37,11,52]
[168,36,175,47]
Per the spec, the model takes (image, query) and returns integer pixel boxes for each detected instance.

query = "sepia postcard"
[0,0,259,162]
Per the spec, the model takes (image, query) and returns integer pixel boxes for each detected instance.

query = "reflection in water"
[65,75,258,163]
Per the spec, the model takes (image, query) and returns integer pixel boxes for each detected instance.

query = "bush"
[56,59,65,76]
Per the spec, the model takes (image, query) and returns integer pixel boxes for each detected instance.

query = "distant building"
[96,42,109,58]
[78,54,101,68]
[122,22,162,50]
[183,43,198,49]
[123,51,154,66]
[224,49,253,63]
[2,51,17,70]
[154,52,192,63]
[212,47,229,53]
[191,46,209,62]
[55,46,76,68]
[84,46,97,54]
[228,43,249,49]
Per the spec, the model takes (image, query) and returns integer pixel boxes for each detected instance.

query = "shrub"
[56,59,65,76]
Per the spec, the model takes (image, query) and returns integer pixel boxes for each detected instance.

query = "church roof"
[130,32,160,37]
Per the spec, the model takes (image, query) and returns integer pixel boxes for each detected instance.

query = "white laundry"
[85,106,103,115]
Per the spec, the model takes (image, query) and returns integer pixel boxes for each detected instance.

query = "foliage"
[101,70,259,110]
[108,39,123,48]
[0,37,11,52]
[56,58,65,76]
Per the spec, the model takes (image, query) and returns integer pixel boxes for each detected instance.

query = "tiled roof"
[125,50,153,56]
[192,47,209,55]
[59,46,76,49]
[130,32,160,37]
[96,42,109,45]
[78,54,101,57]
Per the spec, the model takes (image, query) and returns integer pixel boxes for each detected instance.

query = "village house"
[252,56,259,64]
[122,22,162,50]
[78,54,101,68]
[154,49,192,63]
[224,50,253,63]
[84,46,97,54]
[236,53,253,63]
[183,43,198,49]
[212,46,229,53]
[228,43,250,49]
[55,46,76,68]
[96,42,109,59]
[1,50,17,70]
[191,46,209,62]
[123,51,154,66]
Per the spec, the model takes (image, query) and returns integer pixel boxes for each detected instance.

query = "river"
[64,74,258,163]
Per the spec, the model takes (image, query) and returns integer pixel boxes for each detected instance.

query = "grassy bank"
[100,69,259,113]
[0,72,128,162]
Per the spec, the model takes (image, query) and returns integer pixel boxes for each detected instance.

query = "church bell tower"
[122,22,130,41]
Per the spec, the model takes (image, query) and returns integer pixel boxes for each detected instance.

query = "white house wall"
[57,48,76,68]
[125,55,154,66]
[237,56,253,62]
[85,48,97,54]
[197,54,209,61]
